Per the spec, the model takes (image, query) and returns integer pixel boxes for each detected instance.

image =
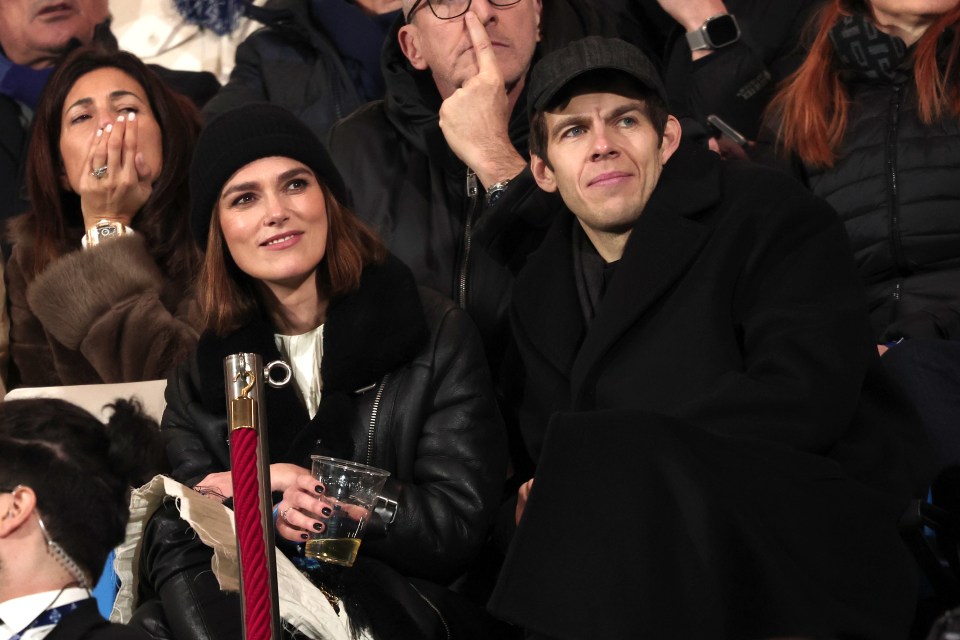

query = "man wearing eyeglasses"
[326,0,612,389]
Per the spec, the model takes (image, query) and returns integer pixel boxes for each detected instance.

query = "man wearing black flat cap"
[489,36,931,640]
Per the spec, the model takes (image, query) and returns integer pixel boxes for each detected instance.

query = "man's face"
[398,0,542,99]
[531,90,681,261]
[0,0,109,68]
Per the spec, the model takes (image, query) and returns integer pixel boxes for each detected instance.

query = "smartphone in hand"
[706,114,748,147]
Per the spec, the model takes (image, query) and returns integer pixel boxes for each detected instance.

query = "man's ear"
[0,486,37,537]
[533,0,543,42]
[398,24,429,71]
[530,153,557,192]
[659,115,682,164]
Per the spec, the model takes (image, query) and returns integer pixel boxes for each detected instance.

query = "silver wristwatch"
[685,13,741,52]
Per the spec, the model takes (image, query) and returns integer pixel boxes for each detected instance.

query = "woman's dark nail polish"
[321,507,332,516]
[313,522,324,532]
[300,534,309,540]
[315,485,324,494]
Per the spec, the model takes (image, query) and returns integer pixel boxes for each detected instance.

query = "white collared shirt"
[0,588,90,640]
[274,324,324,419]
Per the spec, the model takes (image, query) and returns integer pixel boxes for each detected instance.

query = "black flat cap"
[528,36,667,118]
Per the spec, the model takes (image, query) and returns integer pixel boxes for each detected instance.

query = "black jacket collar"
[196,255,428,461]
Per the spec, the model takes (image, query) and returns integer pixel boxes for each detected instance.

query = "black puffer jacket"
[202,0,369,136]
[325,0,612,373]
[792,53,960,341]
[161,257,507,584]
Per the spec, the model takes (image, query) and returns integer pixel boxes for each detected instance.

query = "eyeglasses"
[405,0,523,24]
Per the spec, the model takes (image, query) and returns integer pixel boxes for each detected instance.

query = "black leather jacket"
[161,258,507,584]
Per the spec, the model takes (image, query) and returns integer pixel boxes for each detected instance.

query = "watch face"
[705,14,740,48]
[97,226,120,238]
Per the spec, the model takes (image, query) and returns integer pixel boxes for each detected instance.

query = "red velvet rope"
[231,427,272,640]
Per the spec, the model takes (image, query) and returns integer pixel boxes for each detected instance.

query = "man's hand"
[656,0,728,32]
[656,0,729,60]
[438,12,526,188]
[515,478,534,525]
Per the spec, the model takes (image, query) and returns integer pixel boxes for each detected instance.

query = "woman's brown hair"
[197,180,387,336]
[768,0,960,168]
[24,44,202,283]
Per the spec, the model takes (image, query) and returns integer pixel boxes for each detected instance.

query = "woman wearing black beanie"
[130,103,509,640]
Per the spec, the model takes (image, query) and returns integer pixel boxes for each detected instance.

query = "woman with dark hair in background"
[6,44,202,387]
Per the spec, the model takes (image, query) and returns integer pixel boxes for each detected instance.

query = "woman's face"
[869,0,959,42]
[217,156,329,296]
[58,67,163,193]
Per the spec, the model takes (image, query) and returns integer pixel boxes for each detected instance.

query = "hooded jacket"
[325,0,612,373]
[161,257,507,584]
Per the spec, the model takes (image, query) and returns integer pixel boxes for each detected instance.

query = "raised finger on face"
[464,12,501,80]
[106,115,126,171]
[123,112,140,175]
[88,125,107,178]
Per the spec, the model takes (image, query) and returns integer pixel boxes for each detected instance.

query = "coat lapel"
[512,214,585,381]
[569,142,723,405]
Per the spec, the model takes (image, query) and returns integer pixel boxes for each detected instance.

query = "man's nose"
[468,0,496,24]
[590,127,619,161]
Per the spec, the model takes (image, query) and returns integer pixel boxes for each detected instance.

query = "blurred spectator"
[765,0,960,345]
[6,46,203,388]
[0,397,164,640]
[659,0,824,143]
[203,0,403,137]
[0,0,218,234]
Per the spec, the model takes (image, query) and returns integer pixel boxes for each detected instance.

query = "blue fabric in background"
[92,550,118,619]
[0,51,54,109]
[312,0,400,102]
[174,0,248,36]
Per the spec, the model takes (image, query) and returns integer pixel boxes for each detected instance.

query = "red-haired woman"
[767,0,960,345]
[6,45,202,386]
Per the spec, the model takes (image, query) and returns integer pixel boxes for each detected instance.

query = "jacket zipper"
[365,374,389,466]
[410,583,452,640]
[885,85,906,319]
[458,169,479,309]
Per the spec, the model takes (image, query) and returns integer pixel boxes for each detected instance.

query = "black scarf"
[196,256,429,464]
[829,13,908,83]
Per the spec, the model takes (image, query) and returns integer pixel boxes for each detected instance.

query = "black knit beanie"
[189,103,349,248]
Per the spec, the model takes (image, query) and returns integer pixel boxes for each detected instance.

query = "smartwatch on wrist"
[686,13,741,52]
